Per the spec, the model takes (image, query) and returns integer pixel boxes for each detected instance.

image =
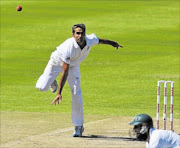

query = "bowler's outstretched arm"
[99,38,123,49]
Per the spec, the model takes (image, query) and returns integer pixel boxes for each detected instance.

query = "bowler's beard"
[77,39,86,47]
[77,38,84,44]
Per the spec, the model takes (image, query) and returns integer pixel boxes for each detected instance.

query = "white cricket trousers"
[36,58,84,126]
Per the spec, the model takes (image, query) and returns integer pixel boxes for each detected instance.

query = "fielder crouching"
[36,23,123,137]
[129,114,180,148]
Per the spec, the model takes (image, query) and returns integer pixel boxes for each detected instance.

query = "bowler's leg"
[36,59,61,92]
[67,65,84,127]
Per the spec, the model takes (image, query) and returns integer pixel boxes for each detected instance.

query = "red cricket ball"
[17,6,22,11]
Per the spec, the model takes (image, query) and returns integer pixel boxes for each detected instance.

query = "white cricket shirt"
[146,128,180,148]
[51,34,99,67]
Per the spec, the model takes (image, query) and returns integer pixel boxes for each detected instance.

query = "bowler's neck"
[78,41,86,50]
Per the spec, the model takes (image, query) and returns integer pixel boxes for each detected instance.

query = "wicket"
[156,80,174,131]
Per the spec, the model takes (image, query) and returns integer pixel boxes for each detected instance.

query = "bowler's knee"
[36,83,49,92]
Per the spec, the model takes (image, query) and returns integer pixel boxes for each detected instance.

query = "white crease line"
[1,118,112,147]
[48,127,74,135]
[49,118,112,136]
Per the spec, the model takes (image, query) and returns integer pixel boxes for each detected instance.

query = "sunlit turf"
[1,0,179,118]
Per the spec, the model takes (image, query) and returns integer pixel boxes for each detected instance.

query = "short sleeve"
[88,34,99,46]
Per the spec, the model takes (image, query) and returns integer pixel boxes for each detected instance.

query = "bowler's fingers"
[51,96,62,106]
[117,45,123,49]
[51,99,57,106]
[115,44,123,49]
[51,100,55,105]
[119,45,123,48]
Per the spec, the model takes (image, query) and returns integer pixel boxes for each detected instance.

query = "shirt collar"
[72,37,80,48]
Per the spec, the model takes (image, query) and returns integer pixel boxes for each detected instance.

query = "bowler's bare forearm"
[58,62,69,95]
[99,39,115,45]
[99,38,123,48]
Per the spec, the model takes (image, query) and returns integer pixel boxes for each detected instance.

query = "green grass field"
[1,0,179,122]
[1,0,180,147]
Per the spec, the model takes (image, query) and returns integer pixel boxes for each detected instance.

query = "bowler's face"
[73,27,86,44]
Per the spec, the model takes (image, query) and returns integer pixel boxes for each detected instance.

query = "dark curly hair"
[72,23,86,33]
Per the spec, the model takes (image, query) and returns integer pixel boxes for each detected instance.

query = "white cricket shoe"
[72,126,84,137]
[50,80,58,93]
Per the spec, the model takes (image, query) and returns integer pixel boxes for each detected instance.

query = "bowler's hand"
[99,39,123,49]
[112,42,123,49]
[51,94,62,106]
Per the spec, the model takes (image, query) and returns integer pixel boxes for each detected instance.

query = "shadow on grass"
[82,135,144,142]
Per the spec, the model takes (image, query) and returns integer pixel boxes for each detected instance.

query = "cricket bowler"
[36,23,123,137]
